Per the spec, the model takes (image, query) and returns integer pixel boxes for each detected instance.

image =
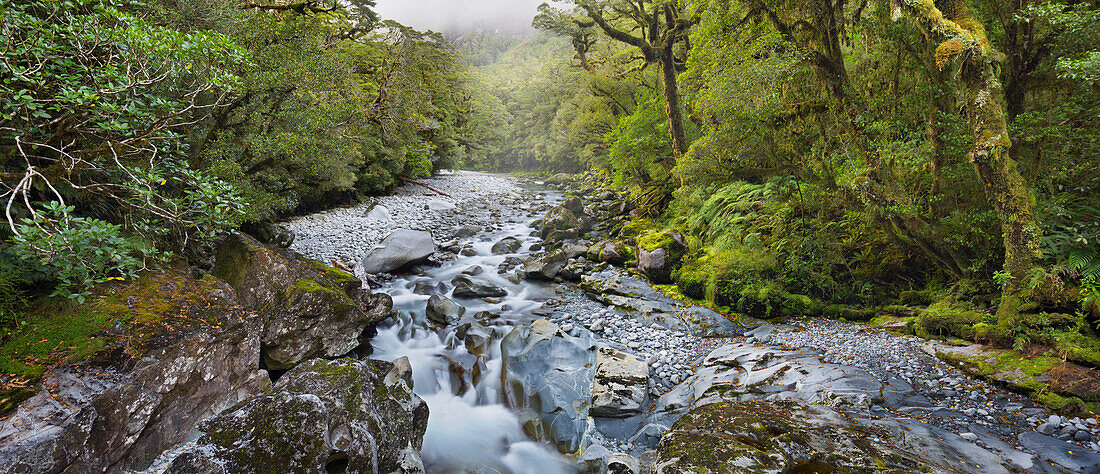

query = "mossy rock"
[636,229,688,284]
[870,315,916,335]
[540,206,580,243]
[0,268,248,417]
[212,233,389,371]
[929,342,1100,415]
[656,400,926,473]
[169,358,428,474]
[915,302,986,340]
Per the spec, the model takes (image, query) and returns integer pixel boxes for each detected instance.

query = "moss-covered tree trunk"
[896,0,1044,328]
[658,47,689,163]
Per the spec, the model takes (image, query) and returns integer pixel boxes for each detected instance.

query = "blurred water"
[369,190,574,473]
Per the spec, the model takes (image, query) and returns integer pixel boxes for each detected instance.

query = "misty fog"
[375,0,561,32]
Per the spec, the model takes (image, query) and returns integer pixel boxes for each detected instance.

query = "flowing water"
[368,187,577,473]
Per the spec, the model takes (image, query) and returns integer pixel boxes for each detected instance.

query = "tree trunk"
[969,65,1044,325]
[658,48,689,163]
[896,0,1044,328]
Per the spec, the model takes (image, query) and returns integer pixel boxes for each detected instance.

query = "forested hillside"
[0,0,492,305]
[463,0,1100,372]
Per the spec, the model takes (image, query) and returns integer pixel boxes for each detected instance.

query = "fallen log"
[399,177,451,197]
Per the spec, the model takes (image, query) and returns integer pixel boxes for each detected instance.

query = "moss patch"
[656,400,927,473]
[915,301,988,340]
[932,343,1099,415]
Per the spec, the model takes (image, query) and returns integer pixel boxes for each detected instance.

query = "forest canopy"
[0,0,489,302]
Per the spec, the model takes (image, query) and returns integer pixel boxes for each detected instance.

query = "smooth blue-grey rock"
[1019,431,1100,473]
[591,348,649,418]
[577,444,610,474]
[500,320,597,453]
[426,294,465,325]
[357,229,436,274]
[679,306,753,338]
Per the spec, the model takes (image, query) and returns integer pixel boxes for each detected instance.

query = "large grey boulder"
[590,348,649,418]
[500,320,597,453]
[357,229,436,274]
[0,282,268,474]
[168,358,429,474]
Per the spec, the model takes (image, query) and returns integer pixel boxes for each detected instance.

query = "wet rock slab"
[167,357,428,473]
[500,320,597,453]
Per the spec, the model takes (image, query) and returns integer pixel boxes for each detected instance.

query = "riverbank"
[283,171,1099,471]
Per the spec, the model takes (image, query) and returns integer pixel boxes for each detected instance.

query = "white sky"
[374,0,553,31]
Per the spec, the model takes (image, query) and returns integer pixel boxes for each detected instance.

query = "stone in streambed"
[451,275,507,298]
[591,348,649,418]
[524,251,570,280]
[491,237,523,255]
[540,206,580,243]
[607,453,640,474]
[454,224,480,238]
[357,229,436,274]
[426,294,465,325]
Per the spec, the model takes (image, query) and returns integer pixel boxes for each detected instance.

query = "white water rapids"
[368,199,576,473]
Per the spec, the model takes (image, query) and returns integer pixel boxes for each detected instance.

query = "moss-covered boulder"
[924,341,1100,415]
[540,206,581,243]
[169,357,428,473]
[655,401,928,473]
[636,230,687,284]
[213,233,392,370]
[588,240,628,266]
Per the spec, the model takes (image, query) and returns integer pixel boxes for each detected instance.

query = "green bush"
[8,203,141,302]
[0,271,27,328]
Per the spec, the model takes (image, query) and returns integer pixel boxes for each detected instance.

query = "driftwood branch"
[399,177,451,197]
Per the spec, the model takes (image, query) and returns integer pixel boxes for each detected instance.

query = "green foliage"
[606,90,676,192]
[1,0,247,297]
[7,203,141,301]
[0,271,26,327]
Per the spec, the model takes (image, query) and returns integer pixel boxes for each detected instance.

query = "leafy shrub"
[0,271,27,327]
[404,148,434,179]
[7,203,141,302]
